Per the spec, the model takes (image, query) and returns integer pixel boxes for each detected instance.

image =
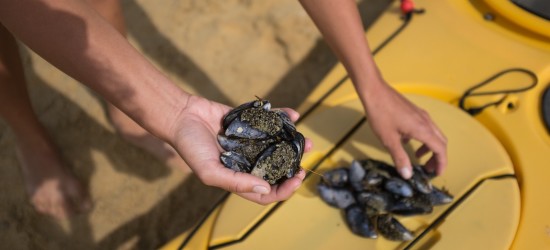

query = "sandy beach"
[0,0,390,249]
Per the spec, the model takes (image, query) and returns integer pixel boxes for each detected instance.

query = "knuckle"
[381,137,399,150]
[417,113,433,127]
[394,155,409,165]
[232,183,242,193]
[415,124,432,136]
[381,140,393,149]
[230,171,251,193]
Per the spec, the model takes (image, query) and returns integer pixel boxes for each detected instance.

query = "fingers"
[385,116,447,179]
[414,126,447,175]
[387,108,446,177]
[262,169,305,203]
[278,108,300,122]
[238,169,305,205]
[198,162,272,195]
[385,135,413,179]
[198,159,305,205]
[423,155,439,174]
[304,138,313,153]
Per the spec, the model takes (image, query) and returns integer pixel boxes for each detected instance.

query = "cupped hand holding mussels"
[318,159,453,241]
[218,99,305,185]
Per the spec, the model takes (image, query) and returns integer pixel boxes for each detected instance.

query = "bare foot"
[15,130,92,220]
[107,105,191,173]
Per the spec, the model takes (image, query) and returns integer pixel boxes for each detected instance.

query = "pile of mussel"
[218,99,305,185]
[317,159,453,241]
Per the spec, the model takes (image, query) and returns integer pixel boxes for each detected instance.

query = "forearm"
[301,0,448,177]
[0,0,187,141]
[299,0,385,99]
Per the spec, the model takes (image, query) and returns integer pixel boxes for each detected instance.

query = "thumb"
[385,139,413,179]
[208,167,272,195]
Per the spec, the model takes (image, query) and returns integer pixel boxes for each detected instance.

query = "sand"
[0,0,390,249]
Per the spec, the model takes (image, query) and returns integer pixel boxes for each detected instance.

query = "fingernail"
[399,167,412,179]
[253,186,269,195]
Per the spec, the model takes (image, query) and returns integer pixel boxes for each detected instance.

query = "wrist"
[351,71,387,104]
[163,92,193,144]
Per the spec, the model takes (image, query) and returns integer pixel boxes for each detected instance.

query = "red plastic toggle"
[400,0,415,14]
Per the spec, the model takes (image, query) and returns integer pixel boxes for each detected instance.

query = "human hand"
[170,96,311,204]
[361,82,447,179]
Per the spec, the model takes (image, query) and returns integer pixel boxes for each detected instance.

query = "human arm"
[0,0,305,203]
[299,0,447,178]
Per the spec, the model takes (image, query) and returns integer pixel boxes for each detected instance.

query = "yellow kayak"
[162,0,550,249]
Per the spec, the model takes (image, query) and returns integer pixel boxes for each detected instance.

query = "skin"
[299,0,447,179]
[0,0,308,220]
[0,0,448,219]
[0,23,92,219]
[90,0,190,172]
[0,0,189,219]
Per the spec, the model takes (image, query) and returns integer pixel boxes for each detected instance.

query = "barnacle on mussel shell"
[317,159,454,242]
[218,99,305,185]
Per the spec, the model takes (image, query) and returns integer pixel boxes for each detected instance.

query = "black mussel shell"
[376,214,414,241]
[317,183,356,209]
[219,99,305,184]
[316,158,454,242]
[345,204,378,238]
